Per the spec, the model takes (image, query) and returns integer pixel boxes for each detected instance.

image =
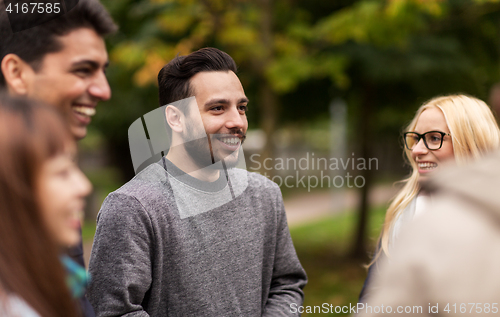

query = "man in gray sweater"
[88,47,307,316]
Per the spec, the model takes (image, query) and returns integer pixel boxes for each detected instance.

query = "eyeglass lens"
[405,132,444,150]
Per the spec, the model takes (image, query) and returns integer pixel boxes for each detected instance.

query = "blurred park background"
[79,0,500,315]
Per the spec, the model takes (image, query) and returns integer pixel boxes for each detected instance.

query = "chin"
[216,153,240,168]
[417,173,432,182]
[60,233,81,248]
[71,126,88,140]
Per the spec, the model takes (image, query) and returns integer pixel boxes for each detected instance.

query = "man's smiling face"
[25,27,111,140]
[185,71,248,168]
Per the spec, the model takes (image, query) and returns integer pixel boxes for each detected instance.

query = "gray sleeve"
[88,193,154,317]
[263,189,307,317]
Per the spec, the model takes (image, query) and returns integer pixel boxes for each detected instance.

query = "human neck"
[165,149,220,182]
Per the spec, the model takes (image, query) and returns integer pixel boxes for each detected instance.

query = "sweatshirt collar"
[161,157,228,192]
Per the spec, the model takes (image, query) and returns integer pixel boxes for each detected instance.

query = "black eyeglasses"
[403,131,450,151]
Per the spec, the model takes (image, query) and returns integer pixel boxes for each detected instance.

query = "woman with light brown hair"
[0,94,91,316]
[359,94,500,300]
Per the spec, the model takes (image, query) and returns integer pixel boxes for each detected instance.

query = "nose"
[412,138,428,156]
[88,71,111,101]
[225,106,247,131]
[74,168,92,198]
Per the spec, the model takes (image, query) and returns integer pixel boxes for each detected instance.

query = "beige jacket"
[359,150,500,316]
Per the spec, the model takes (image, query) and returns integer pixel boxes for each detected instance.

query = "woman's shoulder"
[0,293,40,317]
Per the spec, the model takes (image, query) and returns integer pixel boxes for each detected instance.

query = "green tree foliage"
[309,0,500,258]
[98,0,329,179]
[96,0,500,254]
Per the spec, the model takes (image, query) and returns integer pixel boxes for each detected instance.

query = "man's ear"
[165,105,184,133]
[1,54,34,95]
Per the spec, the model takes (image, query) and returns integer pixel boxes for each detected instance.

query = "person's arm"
[66,227,96,317]
[88,192,154,317]
[358,240,382,304]
[358,262,374,304]
[263,189,307,317]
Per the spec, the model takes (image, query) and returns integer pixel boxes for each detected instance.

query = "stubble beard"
[183,125,245,171]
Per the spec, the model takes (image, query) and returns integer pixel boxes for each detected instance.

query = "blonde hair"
[373,94,500,264]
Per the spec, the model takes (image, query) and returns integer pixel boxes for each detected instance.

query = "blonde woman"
[359,94,500,301]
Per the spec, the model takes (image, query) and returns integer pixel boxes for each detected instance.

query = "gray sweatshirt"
[88,159,307,316]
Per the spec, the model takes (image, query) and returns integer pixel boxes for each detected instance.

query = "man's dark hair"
[158,47,237,107]
[0,0,117,87]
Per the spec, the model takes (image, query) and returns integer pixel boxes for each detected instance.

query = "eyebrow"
[71,60,110,69]
[412,129,449,134]
[204,98,249,108]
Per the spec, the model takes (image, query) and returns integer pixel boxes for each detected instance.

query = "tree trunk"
[350,84,374,259]
[258,84,278,173]
[255,0,279,175]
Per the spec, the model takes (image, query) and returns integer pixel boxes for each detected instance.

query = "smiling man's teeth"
[72,106,96,117]
[418,162,437,169]
[220,137,240,146]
